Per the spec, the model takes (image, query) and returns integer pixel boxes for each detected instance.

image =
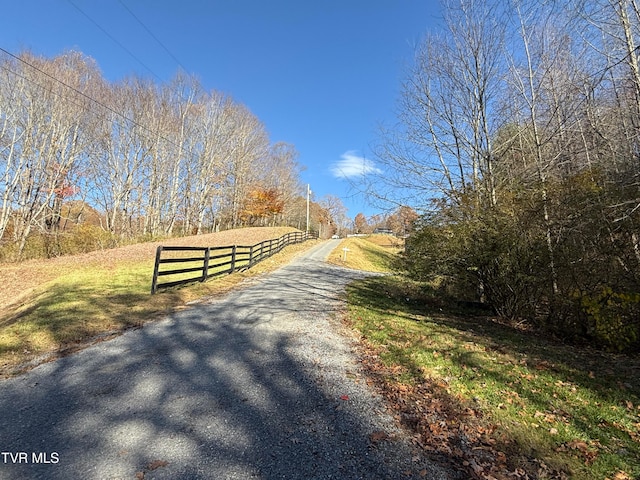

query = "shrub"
[578,287,640,351]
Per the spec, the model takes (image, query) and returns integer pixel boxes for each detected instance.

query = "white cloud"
[330,151,382,179]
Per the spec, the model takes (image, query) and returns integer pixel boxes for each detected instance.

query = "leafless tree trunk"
[224,105,269,228]
[0,51,96,257]
[374,0,505,210]
[89,78,154,237]
[508,1,568,295]
[1,48,308,256]
[190,91,233,235]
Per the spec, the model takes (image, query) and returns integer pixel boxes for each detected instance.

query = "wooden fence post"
[230,245,237,273]
[151,246,163,294]
[202,247,210,281]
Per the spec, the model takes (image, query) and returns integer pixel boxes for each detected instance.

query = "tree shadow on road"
[0,261,456,479]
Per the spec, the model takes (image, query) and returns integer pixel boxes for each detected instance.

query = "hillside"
[0,227,296,314]
[0,226,306,375]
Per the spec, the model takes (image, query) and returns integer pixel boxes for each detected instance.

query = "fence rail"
[151,231,317,294]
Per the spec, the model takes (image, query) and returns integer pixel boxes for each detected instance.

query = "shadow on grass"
[346,275,640,478]
[348,276,640,382]
[358,243,398,271]
[0,257,451,480]
[0,270,182,363]
[0,240,324,372]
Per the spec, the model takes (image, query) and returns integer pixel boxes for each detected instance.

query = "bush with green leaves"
[403,175,640,352]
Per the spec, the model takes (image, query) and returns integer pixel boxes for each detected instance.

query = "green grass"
[327,235,402,272]
[0,261,177,362]
[345,275,640,479]
[0,240,320,375]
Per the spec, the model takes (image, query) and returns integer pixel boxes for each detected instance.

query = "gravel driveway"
[0,240,455,479]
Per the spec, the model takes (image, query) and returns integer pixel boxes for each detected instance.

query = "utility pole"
[306,184,311,233]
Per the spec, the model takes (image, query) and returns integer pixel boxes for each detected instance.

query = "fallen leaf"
[369,430,389,443]
[535,361,549,370]
[613,471,632,480]
[567,439,589,452]
[147,460,168,471]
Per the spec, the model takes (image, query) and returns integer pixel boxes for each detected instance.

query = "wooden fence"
[151,231,317,294]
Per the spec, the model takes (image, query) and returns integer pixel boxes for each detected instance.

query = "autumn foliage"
[240,188,285,225]
[0,51,313,260]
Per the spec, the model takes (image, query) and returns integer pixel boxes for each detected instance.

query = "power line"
[0,47,185,154]
[117,0,189,74]
[0,63,89,114]
[66,0,163,82]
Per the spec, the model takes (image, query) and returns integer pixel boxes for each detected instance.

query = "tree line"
[374,0,640,351]
[0,50,328,259]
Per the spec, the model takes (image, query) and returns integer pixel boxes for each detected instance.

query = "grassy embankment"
[334,235,640,480]
[0,227,319,376]
[326,234,404,272]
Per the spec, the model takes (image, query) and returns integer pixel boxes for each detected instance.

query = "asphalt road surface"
[0,240,455,479]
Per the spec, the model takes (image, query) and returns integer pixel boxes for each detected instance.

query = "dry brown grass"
[326,235,402,273]
[0,227,296,315]
[362,233,404,249]
[0,227,320,376]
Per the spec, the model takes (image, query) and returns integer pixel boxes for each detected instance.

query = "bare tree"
[259,142,304,226]
[507,1,576,295]
[0,51,96,256]
[188,91,235,234]
[319,195,348,236]
[88,78,153,236]
[221,104,270,229]
[1,48,309,257]
[0,53,29,242]
[373,0,506,210]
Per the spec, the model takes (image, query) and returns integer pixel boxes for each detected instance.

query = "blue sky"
[1,0,441,219]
